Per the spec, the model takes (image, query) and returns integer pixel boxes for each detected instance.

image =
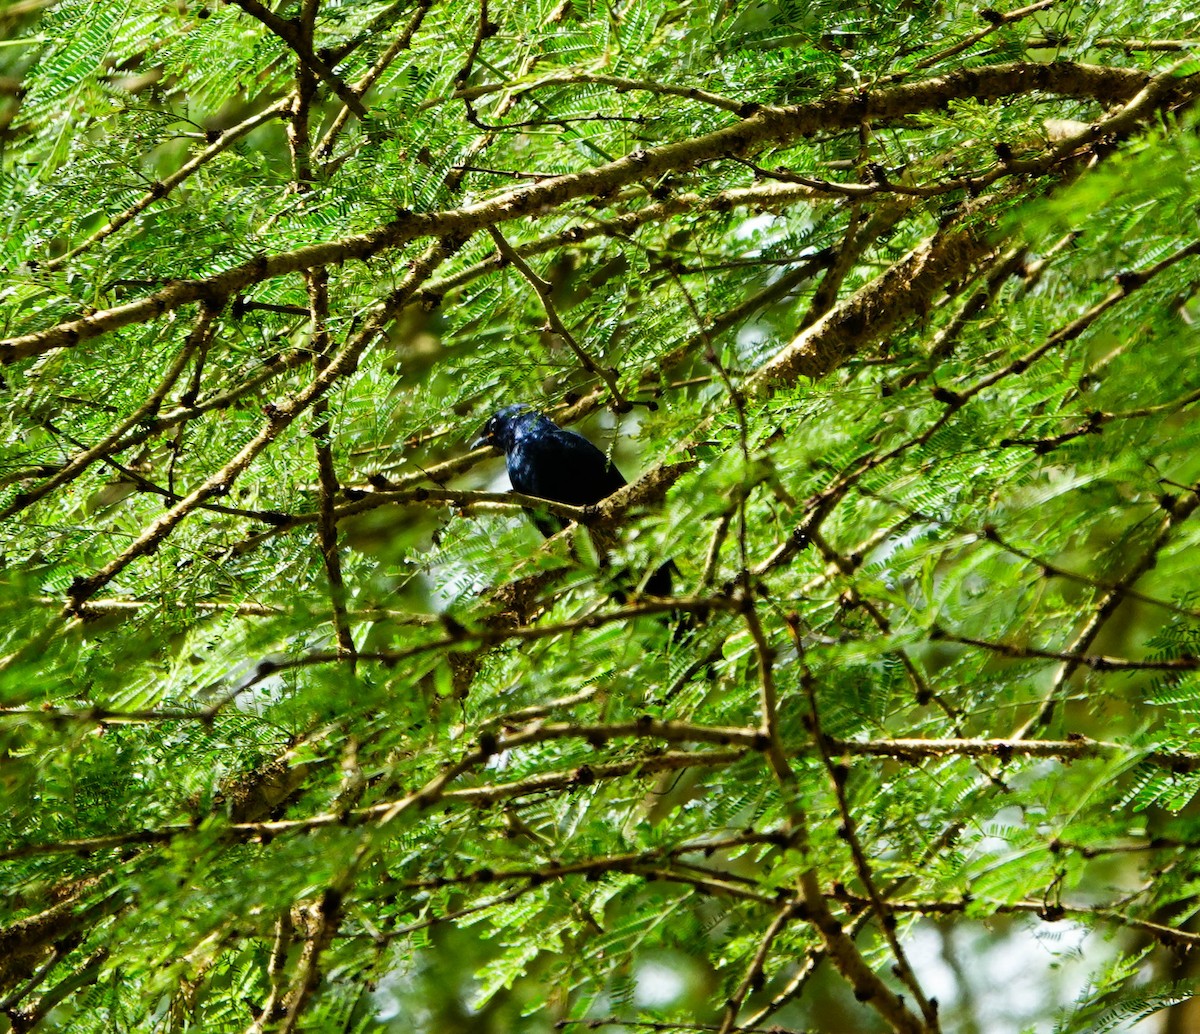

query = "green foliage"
[2,0,1200,1032]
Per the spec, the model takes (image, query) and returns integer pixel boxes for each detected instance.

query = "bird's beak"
[472,432,495,451]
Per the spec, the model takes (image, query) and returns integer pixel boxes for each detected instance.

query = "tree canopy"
[2,1,1200,1031]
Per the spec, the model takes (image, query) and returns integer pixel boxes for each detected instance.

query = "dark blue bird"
[473,404,672,595]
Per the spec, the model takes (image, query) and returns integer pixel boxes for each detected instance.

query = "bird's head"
[472,403,539,452]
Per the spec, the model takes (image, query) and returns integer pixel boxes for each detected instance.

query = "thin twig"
[487,225,630,408]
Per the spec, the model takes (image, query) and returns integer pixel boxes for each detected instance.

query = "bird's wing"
[509,427,627,506]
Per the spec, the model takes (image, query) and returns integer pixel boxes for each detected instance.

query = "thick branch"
[2,62,1166,364]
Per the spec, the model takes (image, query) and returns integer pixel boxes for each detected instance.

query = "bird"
[473,404,673,596]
